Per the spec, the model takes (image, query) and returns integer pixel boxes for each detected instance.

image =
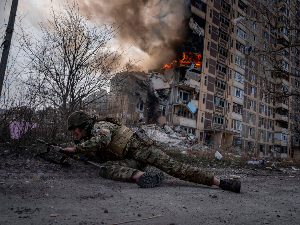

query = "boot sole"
[136,172,164,188]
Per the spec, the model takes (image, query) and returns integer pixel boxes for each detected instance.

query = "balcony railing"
[275,113,288,122]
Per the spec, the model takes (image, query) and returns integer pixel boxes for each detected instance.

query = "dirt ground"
[0,149,299,225]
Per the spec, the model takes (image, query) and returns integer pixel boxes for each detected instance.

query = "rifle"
[36,139,107,171]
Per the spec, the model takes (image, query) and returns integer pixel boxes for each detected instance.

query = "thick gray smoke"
[78,0,191,70]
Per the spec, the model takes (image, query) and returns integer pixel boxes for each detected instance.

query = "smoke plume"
[77,0,191,70]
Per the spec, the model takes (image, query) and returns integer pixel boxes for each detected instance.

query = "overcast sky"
[0,0,187,105]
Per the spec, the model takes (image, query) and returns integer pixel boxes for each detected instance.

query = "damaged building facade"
[107,0,300,159]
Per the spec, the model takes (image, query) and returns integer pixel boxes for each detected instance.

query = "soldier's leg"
[99,159,147,182]
[132,145,214,186]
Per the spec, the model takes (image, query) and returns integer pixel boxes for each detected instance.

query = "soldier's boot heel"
[136,172,164,188]
[219,179,241,193]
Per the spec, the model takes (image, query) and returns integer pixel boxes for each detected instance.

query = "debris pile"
[134,124,209,150]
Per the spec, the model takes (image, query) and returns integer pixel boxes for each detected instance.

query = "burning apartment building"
[107,0,300,159]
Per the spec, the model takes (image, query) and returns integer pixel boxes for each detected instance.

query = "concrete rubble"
[133,124,209,150]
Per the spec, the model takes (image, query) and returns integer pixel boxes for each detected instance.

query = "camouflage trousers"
[99,144,214,186]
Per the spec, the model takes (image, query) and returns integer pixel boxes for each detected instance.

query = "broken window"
[136,101,144,112]
[236,41,245,54]
[220,15,230,27]
[249,128,253,135]
[179,90,189,102]
[219,30,229,42]
[233,87,244,99]
[232,119,242,131]
[160,105,166,116]
[212,114,224,124]
[215,79,226,90]
[234,71,244,84]
[221,0,231,12]
[233,102,243,114]
[214,96,225,107]
[235,55,246,69]
[237,27,246,40]
[218,46,228,57]
[217,63,227,74]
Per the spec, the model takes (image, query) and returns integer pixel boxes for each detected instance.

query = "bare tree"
[19,2,121,116]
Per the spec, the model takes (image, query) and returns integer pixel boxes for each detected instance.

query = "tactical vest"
[98,117,134,157]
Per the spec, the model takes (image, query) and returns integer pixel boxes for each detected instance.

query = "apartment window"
[206,58,209,68]
[179,90,189,102]
[261,118,264,125]
[232,119,242,131]
[250,114,252,121]
[232,10,235,18]
[230,70,232,79]
[250,100,254,107]
[231,54,233,63]
[269,133,272,140]
[252,74,255,81]
[234,71,244,84]
[237,27,246,40]
[252,61,255,67]
[253,22,258,30]
[253,35,257,42]
[201,113,204,122]
[282,60,289,71]
[213,114,224,124]
[214,96,225,107]
[262,92,265,99]
[261,131,263,139]
[218,46,228,57]
[229,86,231,95]
[228,103,230,111]
[217,63,227,74]
[251,87,254,94]
[136,101,144,111]
[210,9,212,18]
[232,24,234,33]
[262,104,265,112]
[270,108,273,115]
[207,42,210,50]
[236,41,245,54]
[235,55,246,69]
[254,11,257,18]
[220,15,230,27]
[160,105,166,116]
[226,119,228,128]
[216,79,226,90]
[249,127,253,135]
[209,25,211,34]
[233,87,244,99]
[264,31,268,39]
[204,76,207,85]
[219,30,229,42]
[203,94,206,104]
[296,80,300,87]
[233,102,243,114]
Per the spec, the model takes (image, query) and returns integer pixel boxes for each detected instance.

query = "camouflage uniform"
[74,121,214,186]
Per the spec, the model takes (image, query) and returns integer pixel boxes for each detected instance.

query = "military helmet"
[67,110,91,131]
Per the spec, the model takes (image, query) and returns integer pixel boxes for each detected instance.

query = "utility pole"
[0,0,19,97]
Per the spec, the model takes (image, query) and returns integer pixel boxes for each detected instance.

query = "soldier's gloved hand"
[63,147,75,153]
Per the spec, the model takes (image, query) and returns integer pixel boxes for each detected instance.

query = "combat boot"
[136,172,164,188]
[219,179,241,193]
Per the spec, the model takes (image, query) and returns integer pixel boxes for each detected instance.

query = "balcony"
[275,77,289,86]
[232,112,243,121]
[191,5,206,19]
[214,105,225,115]
[274,139,287,146]
[275,102,288,110]
[274,125,288,134]
[172,115,196,128]
[275,113,288,122]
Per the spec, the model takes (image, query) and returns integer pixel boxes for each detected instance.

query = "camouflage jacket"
[74,121,141,161]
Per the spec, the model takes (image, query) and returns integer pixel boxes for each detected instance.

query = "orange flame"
[161,52,202,70]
